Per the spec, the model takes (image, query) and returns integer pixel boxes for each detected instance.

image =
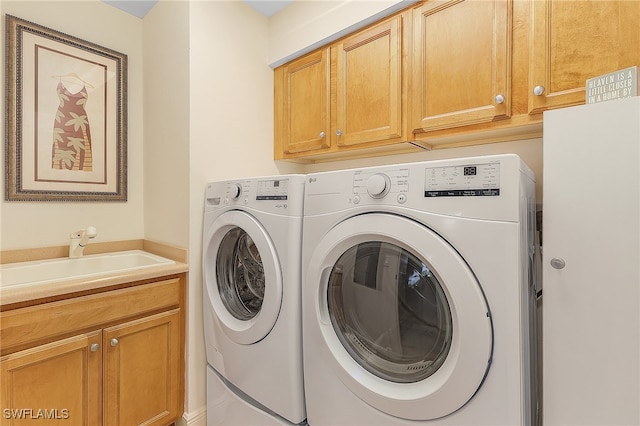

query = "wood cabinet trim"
[0,277,183,356]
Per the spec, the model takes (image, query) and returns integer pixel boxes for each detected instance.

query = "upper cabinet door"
[274,49,331,156]
[334,14,405,147]
[411,0,511,134]
[529,0,640,113]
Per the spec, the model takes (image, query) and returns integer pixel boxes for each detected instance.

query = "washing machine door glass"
[307,213,492,420]
[203,210,283,345]
[217,226,265,320]
[328,241,452,383]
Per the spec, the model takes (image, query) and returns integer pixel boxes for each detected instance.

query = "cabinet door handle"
[550,258,566,269]
[533,85,545,96]
[336,129,343,136]
[319,131,326,138]
[90,343,100,352]
[495,94,505,104]
[110,338,119,347]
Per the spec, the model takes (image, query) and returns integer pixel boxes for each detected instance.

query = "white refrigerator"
[542,96,640,425]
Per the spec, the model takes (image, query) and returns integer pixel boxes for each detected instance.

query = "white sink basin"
[1,250,176,288]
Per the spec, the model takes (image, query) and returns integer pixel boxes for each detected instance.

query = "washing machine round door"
[307,213,492,420]
[203,210,282,345]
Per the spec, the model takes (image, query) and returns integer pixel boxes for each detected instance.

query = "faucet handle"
[85,226,98,238]
[69,226,97,258]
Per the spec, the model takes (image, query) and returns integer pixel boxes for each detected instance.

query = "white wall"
[0,1,144,250]
[142,3,194,420]
[187,0,300,420]
[268,0,416,67]
[142,1,190,249]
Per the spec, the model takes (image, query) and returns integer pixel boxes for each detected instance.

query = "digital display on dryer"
[256,179,289,200]
[425,162,500,197]
[464,166,477,176]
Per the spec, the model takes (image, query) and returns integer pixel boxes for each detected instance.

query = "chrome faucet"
[69,226,97,258]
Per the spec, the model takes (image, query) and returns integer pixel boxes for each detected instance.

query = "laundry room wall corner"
[178,405,207,426]
[187,1,305,422]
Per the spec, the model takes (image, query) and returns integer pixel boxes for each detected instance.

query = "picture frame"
[5,15,127,202]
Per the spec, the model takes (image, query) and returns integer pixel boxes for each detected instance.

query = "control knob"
[231,183,242,199]
[366,173,391,198]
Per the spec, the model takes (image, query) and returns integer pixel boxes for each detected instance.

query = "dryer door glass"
[216,226,265,320]
[328,241,452,383]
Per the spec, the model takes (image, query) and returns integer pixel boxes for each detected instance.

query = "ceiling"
[244,1,294,17]
[101,0,293,19]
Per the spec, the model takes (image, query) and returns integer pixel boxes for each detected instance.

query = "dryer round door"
[203,210,283,345]
[306,213,493,420]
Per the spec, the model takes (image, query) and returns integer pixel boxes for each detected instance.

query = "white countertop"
[1,252,188,306]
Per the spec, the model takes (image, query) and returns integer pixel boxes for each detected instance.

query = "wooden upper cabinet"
[274,12,412,160]
[529,0,640,113]
[411,0,511,135]
[333,14,405,147]
[274,49,330,156]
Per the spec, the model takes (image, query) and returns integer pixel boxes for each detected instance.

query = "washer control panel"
[206,176,305,216]
[425,162,500,197]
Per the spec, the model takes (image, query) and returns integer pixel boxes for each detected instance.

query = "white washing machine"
[203,175,306,425]
[302,154,537,425]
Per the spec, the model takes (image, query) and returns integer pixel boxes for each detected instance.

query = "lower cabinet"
[0,275,185,426]
[104,310,182,426]
[1,331,102,425]
[542,99,640,425]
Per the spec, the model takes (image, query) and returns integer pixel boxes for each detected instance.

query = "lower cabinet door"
[0,331,102,426]
[103,309,182,426]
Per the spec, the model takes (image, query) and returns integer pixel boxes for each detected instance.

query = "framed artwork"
[5,15,127,202]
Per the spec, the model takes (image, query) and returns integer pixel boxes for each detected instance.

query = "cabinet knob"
[90,343,100,352]
[550,258,566,269]
[110,338,119,347]
[495,94,505,104]
[319,131,326,138]
[336,129,343,136]
[533,85,545,96]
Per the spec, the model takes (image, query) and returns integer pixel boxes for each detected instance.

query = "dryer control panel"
[352,168,409,203]
[305,154,531,222]
[425,162,500,197]
[349,162,501,202]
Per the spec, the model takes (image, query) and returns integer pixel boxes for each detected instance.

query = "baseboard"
[178,405,207,426]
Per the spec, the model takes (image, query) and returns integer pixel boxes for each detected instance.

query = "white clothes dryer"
[302,154,537,425]
[203,175,306,425]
